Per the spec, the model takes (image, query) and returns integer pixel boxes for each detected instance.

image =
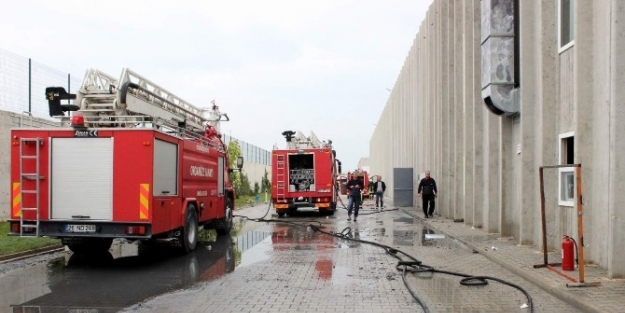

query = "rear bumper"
[274,202,334,211]
[8,220,153,239]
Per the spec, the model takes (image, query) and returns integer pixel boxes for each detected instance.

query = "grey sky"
[0,0,433,170]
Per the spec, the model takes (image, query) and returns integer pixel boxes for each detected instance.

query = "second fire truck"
[271,131,341,217]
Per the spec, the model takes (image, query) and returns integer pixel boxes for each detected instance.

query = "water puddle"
[393,216,414,225]
[393,229,415,246]
[237,236,273,268]
[3,210,479,312]
[6,235,236,312]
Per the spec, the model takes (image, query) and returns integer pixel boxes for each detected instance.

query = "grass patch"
[235,194,269,209]
[0,222,61,256]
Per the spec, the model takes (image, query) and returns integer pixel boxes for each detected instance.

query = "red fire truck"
[9,68,242,254]
[271,131,341,217]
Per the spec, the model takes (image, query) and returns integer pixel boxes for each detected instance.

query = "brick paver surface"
[402,206,625,313]
[121,201,581,313]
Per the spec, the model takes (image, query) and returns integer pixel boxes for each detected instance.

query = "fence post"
[28,58,32,113]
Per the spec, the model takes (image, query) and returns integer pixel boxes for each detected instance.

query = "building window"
[559,0,575,52]
[559,132,574,206]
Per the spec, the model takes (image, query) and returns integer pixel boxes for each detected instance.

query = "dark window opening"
[565,137,574,164]
[288,154,315,191]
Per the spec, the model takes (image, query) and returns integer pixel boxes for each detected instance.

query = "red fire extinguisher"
[562,235,575,271]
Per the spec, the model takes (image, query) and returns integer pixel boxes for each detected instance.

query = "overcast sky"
[1,0,433,170]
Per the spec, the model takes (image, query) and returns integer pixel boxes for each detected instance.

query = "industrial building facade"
[369,0,625,278]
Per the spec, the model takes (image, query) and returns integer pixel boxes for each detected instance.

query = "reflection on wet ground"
[4,207,476,313]
[107,205,578,312]
[7,235,236,313]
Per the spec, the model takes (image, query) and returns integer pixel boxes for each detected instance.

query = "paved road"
[0,201,583,313]
[119,202,581,313]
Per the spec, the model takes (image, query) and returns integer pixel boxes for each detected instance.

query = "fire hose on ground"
[233,209,535,313]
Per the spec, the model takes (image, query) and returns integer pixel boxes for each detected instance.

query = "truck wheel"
[179,204,198,253]
[328,202,337,216]
[216,197,233,236]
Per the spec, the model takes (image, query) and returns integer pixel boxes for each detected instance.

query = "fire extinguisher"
[562,235,575,271]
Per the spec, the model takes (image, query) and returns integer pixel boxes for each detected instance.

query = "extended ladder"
[72,68,212,132]
[276,155,287,200]
[19,138,43,237]
[286,131,330,149]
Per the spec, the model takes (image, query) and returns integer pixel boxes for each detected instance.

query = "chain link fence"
[0,46,270,163]
[0,47,82,121]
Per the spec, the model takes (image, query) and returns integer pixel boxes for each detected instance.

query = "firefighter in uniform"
[346,175,363,222]
[417,171,438,218]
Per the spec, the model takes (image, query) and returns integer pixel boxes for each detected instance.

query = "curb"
[0,245,65,264]
[400,208,603,313]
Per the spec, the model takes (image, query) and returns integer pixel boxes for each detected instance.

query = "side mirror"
[236,156,244,170]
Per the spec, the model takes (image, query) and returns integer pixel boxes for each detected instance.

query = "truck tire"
[179,204,198,253]
[63,237,113,254]
[216,197,233,236]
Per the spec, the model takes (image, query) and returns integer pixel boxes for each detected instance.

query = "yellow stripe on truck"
[274,204,289,209]
[139,183,150,220]
[12,182,21,217]
[315,203,331,208]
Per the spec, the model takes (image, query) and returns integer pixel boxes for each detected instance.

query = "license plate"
[65,224,96,233]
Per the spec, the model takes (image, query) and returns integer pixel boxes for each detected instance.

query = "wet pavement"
[0,199,584,313]
[126,201,578,313]
[2,233,237,313]
[402,207,625,313]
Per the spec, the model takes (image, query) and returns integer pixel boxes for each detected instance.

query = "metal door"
[51,138,113,220]
[393,168,413,207]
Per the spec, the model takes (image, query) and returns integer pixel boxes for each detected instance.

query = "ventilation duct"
[481,0,519,116]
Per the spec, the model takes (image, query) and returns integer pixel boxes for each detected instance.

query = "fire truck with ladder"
[9,68,243,254]
[271,131,341,217]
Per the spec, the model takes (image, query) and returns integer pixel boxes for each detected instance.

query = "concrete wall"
[370,0,625,278]
[0,113,11,220]
[0,111,59,219]
[242,161,271,195]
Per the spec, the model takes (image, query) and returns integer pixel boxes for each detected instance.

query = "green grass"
[235,194,269,208]
[0,222,61,256]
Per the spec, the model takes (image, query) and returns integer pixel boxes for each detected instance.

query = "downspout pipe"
[481,0,519,116]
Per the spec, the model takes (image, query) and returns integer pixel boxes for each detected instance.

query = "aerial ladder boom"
[282,130,330,149]
[47,68,228,132]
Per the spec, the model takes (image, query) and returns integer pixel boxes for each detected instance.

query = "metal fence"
[0,47,82,120]
[0,47,271,165]
[223,133,271,166]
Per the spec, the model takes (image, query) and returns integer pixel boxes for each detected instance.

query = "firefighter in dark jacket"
[372,175,386,209]
[417,171,437,218]
[346,175,363,222]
